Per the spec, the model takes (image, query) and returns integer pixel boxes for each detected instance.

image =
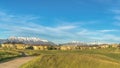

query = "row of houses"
[1,43,60,50]
[0,43,120,50]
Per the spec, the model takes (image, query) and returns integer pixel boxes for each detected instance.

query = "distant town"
[0,36,120,50]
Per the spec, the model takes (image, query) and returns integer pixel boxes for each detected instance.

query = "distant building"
[33,45,48,50]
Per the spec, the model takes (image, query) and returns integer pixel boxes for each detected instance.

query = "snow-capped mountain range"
[61,41,88,46]
[1,36,55,45]
[8,36,48,42]
[0,39,6,44]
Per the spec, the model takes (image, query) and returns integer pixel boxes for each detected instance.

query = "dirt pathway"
[0,57,35,68]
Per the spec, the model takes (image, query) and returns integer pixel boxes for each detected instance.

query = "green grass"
[20,54,120,68]
[20,48,120,68]
[1,47,120,68]
[0,50,21,62]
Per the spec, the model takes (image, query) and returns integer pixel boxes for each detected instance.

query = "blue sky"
[0,0,120,43]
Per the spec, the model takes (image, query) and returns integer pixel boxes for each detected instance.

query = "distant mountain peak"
[8,36,48,42]
[71,41,81,43]
[1,36,55,45]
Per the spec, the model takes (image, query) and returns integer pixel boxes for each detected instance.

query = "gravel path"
[0,57,35,68]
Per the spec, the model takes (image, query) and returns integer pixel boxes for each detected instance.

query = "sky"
[0,0,120,43]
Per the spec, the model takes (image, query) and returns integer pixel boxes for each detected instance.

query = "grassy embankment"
[0,44,35,62]
[0,48,41,62]
[20,48,120,68]
[0,49,21,62]
[1,44,120,68]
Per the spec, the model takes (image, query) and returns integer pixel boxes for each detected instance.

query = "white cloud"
[0,10,120,43]
[98,29,119,33]
[0,11,78,41]
[89,34,120,42]
[56,25,76,30]
[111,9,120,14]
[77,29,120,43]
[77,29,99,36]
[110,9,120,26]
[113,21,120,26]
[114,16,120,21]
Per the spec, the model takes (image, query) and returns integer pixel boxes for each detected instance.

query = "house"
[60,45,77,50]
[111,44,118,48]
[1,43,15,48]
[99,44,109,48]
[1,43,32,50]
[33,45,48,50]
[15,44,31,49]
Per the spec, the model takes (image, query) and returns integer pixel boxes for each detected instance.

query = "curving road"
[0,57,35,68]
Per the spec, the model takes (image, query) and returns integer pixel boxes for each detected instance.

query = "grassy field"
[0,49,21,62]
[1,46,120,68]
[20,48,120,68]
[0,48,41,62]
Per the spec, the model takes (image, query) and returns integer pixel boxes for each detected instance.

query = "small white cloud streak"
[111,9,120,14]
[77,29,120,42]
[114,16,120,21]
[111,9,120,27]
[98,29,119,33]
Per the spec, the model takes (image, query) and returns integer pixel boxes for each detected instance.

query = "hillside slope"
[20,53,120,68]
